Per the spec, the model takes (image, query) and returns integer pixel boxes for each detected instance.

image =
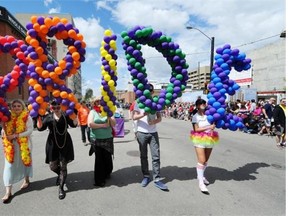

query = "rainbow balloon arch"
[0,16,252,131]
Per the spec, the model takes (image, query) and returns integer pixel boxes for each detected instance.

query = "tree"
[84,88,93,101]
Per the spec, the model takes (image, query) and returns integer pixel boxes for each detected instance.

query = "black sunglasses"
[52,106,61,110]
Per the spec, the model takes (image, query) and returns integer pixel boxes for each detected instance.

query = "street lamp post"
[186,26,215,81]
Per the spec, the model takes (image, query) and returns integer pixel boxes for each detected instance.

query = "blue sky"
[0,0,285,97]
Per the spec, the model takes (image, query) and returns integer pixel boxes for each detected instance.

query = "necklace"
[52,112,67,149]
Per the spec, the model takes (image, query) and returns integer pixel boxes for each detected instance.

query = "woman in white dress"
[1,99,33,203]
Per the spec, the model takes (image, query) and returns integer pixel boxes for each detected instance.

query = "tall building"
[187,65,210,90]
[15,13,83,100]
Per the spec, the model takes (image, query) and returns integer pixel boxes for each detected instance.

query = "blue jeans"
[136,131,161,181]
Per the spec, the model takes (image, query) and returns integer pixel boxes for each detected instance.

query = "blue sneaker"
[141,177,150,187]
[154,181,168,191]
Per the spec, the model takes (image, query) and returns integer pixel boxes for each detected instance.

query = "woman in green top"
[88,98,116,187]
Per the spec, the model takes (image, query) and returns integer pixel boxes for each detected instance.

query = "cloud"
[43,0,53,7]
[48,7,61,14]
[73,17,105,48]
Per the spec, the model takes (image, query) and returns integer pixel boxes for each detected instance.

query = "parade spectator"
[273,98,286,148]
[191,99,219,194]
[88,97,116,187]
[77,100,90,146]
[132,84,168,191]
[253,103,263,116]
[250,99,257,113]
[37,100,78,200]
[129,102,134,120]
[1,99,33,203]
[258,97,276,135]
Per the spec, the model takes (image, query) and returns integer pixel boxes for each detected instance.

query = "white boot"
[197,163,209,194]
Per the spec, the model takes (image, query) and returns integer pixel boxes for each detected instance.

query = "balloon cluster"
[25,16,86,118]
[206,44,252,131]
[121,26,189,114]
[0,36,29,122]
[99,29,118,117]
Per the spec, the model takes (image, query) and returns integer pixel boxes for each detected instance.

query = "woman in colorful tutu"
[190,99,219,194]
[1,99,33,203]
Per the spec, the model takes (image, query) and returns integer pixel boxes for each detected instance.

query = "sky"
[0,0,286,97]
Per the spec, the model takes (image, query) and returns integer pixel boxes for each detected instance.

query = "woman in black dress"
[37,100,77,200]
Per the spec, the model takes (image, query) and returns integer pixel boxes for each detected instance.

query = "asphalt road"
[0,112,286,216]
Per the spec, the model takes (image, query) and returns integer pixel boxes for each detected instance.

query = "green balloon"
[176,74,183,80]
[166,36,172,43]
[140,67,146,73]
[136,98,140,103]
[167,87,174,93]
[181,84,186,91]
[160,35,167,42]
[166,92,173,100]
[175,49,182,55]
[184,63,189,69]
[121,31,128,38]
[143,89,150,97]
[154,38,161,45]
[129,58,136,65]
[129,40,137,47]
[123,36,130,43]
[136,44,142,50]
[153,96,159,102]
[139,103,145,109]
[178,92,182,97]
[169,50,175,56]
[133,79,140,85]
[135,62,142,70]
[172,72,177,77]
[126,54,132,60]
[150,110,156,115]
[165,99,171,105]
[135,30,143,38]
[144,107,151,113]
[137,83,144,90]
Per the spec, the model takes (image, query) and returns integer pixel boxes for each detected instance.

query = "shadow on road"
[12,162,270,197]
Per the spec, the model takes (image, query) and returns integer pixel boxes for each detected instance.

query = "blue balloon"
[232,83,240,91]
[208,97,216,105]
[215,82,223,90]
[212,101,221,109]
[207,115,214,123]
[217,107,226,116]
[212,77,221,84]
[216,120,225,128]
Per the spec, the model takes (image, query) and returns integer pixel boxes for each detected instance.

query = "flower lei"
[2,110,32,166]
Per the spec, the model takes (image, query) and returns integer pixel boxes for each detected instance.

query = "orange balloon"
[49,72,57,80]
[60,91,68,99]
[33,23,41,32]
[39,54,48,62]
[25,35,32,44]
[81,41,86,48]
[55,32,62,40]
[58,60,66,69]
[40,102,48,109]
[68,30,77,39]
[47,85,53,91]
[33,59,42,67]
[69,113,77,120]
[34,84,42,92]
[75,103,81,109]
[72,52,80,61]
[61,105,67,111]
[36,96,44,104]
[28,79,37,86]
[30,39,39,47]
[68,46,76,53]
[68,93,76,102]
[52,17,61,25]
[52,90,60,97]
[55,67,62,75]
[44,18,53,28]
[40,25,48,34]
[39,108,46,116]
[27,104,33,111]
[35,47,44,54]
[60,18,68,24]
[73,61,81,69]
[60,30,68,39]
[35,67,43,74]
[39,90,48,97]
[77,33,84,41]
[31,16,38,24]
[41,70,49,78]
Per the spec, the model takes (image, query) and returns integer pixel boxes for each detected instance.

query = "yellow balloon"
[110,86,115,91]
[109,59,116,67]
[101,111,107,117]
[111,65,117,71]
[101,41,105,46]
[101,50,108,57]
[101,65,104,70]
[109,40,116,47]
[101,70,107,76]
[104,29,112,36]
[111,106,116,112]
[107,101,113,107]
[104,74,111,81]
[108,80,115,87]
[105,54,112,61]
[103,95,110,102]
[101,90,108,96]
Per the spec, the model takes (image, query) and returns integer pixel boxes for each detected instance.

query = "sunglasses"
[52,106,61,110]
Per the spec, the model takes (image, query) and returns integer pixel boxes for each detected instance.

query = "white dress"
[2,116,33,186]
